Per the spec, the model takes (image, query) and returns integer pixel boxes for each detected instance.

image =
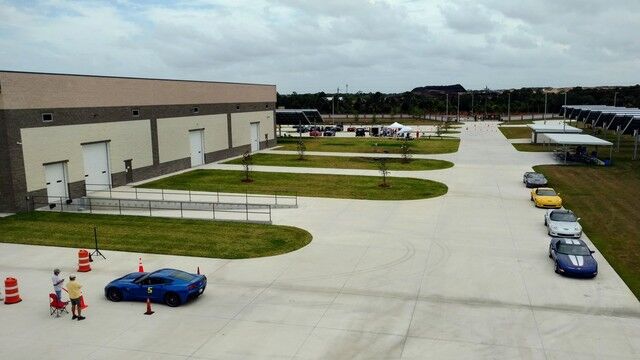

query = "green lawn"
[276,137,460,154]
[223,154,454,171]
[142,169,448,201]
[533,130,640,299]
[499,119,534,125]
[498,126,532,139]
[0,212,312,259]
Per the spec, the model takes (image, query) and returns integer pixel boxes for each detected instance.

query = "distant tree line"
[277,86,640,116]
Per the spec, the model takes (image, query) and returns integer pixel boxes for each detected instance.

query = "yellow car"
[530,187,562,209]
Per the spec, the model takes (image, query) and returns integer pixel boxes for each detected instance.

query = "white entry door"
[189,130,205,167]
[250,122,260,152]
[44,162,69,203]
[82,142,111,192]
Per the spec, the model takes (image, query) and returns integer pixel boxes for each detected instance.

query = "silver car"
[544,209,582,238]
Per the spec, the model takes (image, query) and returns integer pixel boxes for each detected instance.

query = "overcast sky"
[1,0,639,93]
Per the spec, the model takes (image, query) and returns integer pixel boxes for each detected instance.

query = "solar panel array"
[560,105,640,134]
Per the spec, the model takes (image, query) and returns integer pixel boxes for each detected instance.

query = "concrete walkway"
[1,122,639,359]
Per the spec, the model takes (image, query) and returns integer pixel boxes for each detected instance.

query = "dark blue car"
[548,238,598,278]
[105,268,207,307]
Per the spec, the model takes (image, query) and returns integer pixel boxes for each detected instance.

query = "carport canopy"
[543,133,613,163]
[527,124,583,143]
[543,133,612,146]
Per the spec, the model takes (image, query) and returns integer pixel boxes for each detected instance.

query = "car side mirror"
[577,217,581,222]
[557,193,561,195]
[590,250,595,254]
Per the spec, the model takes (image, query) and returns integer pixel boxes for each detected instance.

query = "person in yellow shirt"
[67,274,85,321]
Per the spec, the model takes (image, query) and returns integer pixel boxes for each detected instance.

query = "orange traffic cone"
[80,295,88,310]
[138,257,144,272]
[144,297,154,315]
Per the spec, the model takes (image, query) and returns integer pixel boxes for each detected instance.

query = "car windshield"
[557,243,591,256]
[527,173,543,178]
[550,212,577,222]
[530,175,545,181]
[537,189,556,196]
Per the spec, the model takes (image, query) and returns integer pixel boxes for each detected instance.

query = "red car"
[310,130,322,137]
[347,127,356,132]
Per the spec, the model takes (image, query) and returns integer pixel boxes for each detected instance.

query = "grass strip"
[0,212,312,259]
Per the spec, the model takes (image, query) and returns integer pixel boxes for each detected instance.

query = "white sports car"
[544,209,582,238]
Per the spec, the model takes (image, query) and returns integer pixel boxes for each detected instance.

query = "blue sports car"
[105,268,207,307]
[548,238,598,278]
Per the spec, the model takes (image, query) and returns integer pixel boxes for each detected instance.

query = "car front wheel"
[164,292,181,307]
[107,287,123,302]
[554,262,560,274]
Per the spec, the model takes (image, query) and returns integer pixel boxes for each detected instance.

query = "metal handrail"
[84,183,297,207]
[30,195,272,224]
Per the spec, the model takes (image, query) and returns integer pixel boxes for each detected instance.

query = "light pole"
[543,92,548,121]
[457,92,460,122]
[614,91,618,106]
[507,91,511,122]
[445,93,449,122]
[471,92,474,116]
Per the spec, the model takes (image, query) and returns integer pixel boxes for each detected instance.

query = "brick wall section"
[1,102,276,211]
[0,111,16,212]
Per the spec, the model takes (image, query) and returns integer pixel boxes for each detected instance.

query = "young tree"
[296,139,306,160]
[376,157,390,187]
[241,151,253,182]
[400,140,412,164]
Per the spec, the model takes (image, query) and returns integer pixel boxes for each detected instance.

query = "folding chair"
[49,293,69,317]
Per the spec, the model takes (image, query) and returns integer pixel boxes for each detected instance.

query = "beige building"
[0,71,277,211]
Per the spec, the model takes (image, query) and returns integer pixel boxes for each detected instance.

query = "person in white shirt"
[52,268,64,302]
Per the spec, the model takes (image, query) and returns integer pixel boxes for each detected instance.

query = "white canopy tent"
[387,122,404,129]
[542,133,613,164]
[397,126,413,134]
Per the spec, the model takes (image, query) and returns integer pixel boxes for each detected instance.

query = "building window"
[192,107,199,114]
[41,113,53,122]
[132,109,140,117]
[236,105,240,110]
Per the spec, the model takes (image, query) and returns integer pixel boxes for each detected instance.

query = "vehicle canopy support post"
[609,145,613,161]
[634,130,639,160]
[616,125,621,153]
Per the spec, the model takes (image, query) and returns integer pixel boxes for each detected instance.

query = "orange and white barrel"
[4,277,22,304]
[77,249,91,272]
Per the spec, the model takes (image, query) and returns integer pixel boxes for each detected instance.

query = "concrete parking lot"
[1,122,639,359]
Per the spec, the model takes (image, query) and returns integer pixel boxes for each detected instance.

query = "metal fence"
[85,184,297,208]
[31,196,272,224]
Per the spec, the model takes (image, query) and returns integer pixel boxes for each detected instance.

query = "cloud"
[0,0,639,93]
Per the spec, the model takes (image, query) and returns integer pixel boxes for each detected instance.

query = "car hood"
[537,195,561,202]
[557,253,597,269]
[528,178,547,184]
[549,220,581,232]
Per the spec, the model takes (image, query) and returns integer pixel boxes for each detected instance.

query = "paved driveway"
[1,122,638,359]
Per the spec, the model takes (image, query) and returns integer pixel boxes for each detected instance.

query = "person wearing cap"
[67,274,85,321]
[52,268,64,302]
